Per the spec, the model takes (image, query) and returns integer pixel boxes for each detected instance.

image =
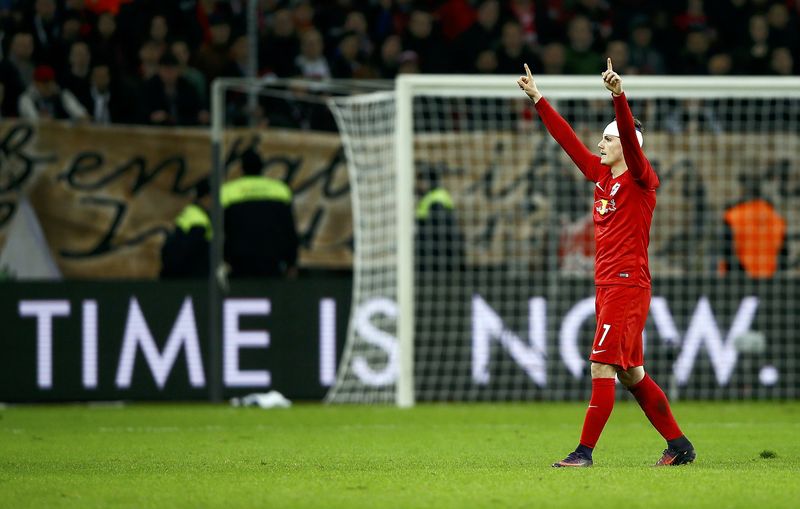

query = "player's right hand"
[517,63,542,103]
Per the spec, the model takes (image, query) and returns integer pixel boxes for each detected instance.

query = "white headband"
[603,121,643,147]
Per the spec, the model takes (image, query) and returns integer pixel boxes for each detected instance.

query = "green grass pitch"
[1,402,798,508]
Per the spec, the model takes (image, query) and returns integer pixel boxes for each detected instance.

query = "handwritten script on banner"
[1,121,799,278]
[0,121,351,278]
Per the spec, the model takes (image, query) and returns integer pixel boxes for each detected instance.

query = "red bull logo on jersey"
[595,198,616,216]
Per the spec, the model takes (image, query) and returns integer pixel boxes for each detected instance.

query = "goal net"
[325,75,800,405]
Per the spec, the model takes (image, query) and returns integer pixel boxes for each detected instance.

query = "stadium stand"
[0,1,797,126]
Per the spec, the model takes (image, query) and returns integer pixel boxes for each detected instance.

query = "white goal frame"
[394,74,800,408]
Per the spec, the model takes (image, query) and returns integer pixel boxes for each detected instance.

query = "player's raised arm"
[603,58,659,189]
[518,63,601,180]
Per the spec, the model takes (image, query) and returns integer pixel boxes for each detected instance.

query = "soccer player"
[517,59,695,467]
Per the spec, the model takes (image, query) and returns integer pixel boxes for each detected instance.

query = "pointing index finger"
[607,57,613,72]
[525,63,532,80]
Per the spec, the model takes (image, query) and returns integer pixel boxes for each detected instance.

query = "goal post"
[395,77,416,408]
[327,74,800,406]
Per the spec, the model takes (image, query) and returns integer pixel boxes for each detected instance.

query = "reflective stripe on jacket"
[416,188,454,219]
[221,176,292,208]
[175,204,211,241]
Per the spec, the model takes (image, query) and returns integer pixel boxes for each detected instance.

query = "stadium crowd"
[0,0,798,125]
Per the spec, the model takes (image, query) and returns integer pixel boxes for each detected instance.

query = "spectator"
[30,0,59,64]
[473,49,498,74]
[366,0,396,43]
[222,148,299,278]
[54,12,85,70]
[707,0,750,50]
[61,41,92,109]
[19,64,88,121]
[171,39,206,104]
[0,31,35,117]
[766,3,798,53]
[455,0,502,73]
[260,8,299,77]
[148,14,169,56]
[735,14,772,74]
[295,29,331,79]
[142,53,204,126]
[223,35,249,78]
[679,28,712,75]
[707,52,734,76]
[540,42,567,74]
[750,0,774,13]
[85,0,130,16]
[64,0,96,28]
[341,10,374,62]
[86,63,131,124]
[182,0,225,48]
[673,0,707,32]
[627,19,666,75]
[564,16,601,75]
[397,50,420,75]
[574,0,613,42]
[402,9,450,73]
[436,0,476,41]
[90,11,126,74]
[604,40,634,76]
[311,0,349,40]
[720,172,788,279]
[507,0,539,47]
[495,20,540,74]
[193,14,232,85]
[137,39,162,82]
[291,0,316,34]
[648,5,683,67]
[160,179,211,279]
[260,81,335,130]
[377,34,403,79]
[769,47,794,76]
[331,31,375,79]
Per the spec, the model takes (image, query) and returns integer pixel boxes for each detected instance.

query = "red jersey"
[535,93,659,288]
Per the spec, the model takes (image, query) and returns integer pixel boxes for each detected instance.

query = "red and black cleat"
[655,447,696,466]
[552,451,593,468]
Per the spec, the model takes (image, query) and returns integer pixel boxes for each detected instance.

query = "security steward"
[222,148,299,278]
[415,173,465,273]
[160,179,212,278]
[720,173,788,279]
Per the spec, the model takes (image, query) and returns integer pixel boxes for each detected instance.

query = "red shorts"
[589,286,650,370]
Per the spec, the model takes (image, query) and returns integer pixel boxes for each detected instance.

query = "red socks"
[628,374,683,441]
[577,374,683,451]
[579,378,616,449]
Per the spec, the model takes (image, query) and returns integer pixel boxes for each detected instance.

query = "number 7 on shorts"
[598,323,611,346]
